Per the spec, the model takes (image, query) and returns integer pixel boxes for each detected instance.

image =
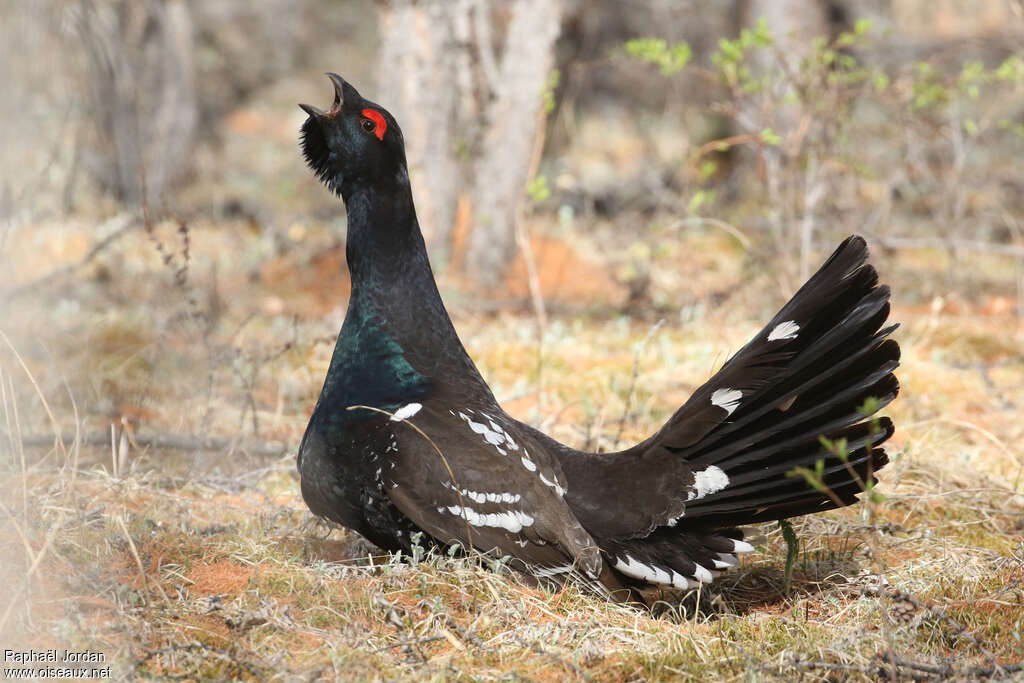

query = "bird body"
[297,74,899,600]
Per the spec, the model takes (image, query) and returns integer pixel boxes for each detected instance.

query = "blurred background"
[2,0,1024,491]
[1,0,1023,491]
[1,1,1023,673]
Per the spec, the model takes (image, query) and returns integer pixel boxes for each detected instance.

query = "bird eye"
[359,109,388,140]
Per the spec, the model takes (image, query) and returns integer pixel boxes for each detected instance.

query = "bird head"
[299,73,406,196]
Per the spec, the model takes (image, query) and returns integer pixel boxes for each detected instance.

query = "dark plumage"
[296,74,899,600]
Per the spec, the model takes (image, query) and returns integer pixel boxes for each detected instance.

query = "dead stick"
[6,430,289,457]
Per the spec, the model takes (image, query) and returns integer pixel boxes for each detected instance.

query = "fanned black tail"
[594,236,899,594]
[680,235,898,527]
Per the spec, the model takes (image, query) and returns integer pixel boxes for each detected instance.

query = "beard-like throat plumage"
[300,117,343,195]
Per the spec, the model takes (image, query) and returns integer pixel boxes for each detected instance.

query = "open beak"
[298,103,325,118]
[298,72,347,119]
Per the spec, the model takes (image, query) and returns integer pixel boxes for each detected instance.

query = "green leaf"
[760,127,782,146]
[688,189,715,215]
[541,68,561,113]
[788,465,826,494]
[527,175,550,203]
[858,396,880,416]
[625,37,691,75]
[995,55,1024,82]
[752,17,773,46]
[716,37,743,64]
[698,160,719,180]
[834,438,849,461]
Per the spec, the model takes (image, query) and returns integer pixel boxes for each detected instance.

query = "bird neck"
[326,170,498,409]
[343,174,416,271]
[339,173,457,346]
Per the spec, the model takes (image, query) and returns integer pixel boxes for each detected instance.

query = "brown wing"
[381,403,602,578]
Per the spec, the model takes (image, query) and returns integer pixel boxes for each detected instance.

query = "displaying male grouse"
[296,74,899,600]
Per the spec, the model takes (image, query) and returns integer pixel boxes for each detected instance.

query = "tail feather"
[686,293,895,460]
[693,447,889,526]
[690,421,892,513]
[671,236,898,530]
[568,236,899,592]
[692,360,898,470]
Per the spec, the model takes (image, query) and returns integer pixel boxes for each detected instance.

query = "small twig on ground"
[117,514,173,608]
[6,430,289,457]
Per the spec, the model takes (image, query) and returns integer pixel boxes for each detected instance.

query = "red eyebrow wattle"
[361,109,387,140]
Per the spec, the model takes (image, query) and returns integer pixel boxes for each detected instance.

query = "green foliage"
[995,54,1024,82]
[787,458,827,494]
[819,434,849,463]
[542,68,561,114]
[687,189,715,216]
[710,18,772,90]
[621,15,1022,278]
[527,174,550,203]
[912,61,949,109]
[625,38,692,75]
[858,395,880,416]
[697,160,718,181]
[760,127,781,146]
[778,519,799,596]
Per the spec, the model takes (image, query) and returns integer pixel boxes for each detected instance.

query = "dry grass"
[1,219,1023,680]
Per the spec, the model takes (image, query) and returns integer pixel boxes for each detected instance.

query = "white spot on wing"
[442,481,521,505]
[768,320,800,341]
[458,410,514,454]
[614,555,672,585]
[442,505,534,533]
[713,553,739,568]
[672,573,699,590]
[691,563,713,583]
[731,539,756,553]
[521,454,537,472]
[614,556,706,589]
[390,402,422,421]
[538,471,566,497]
[711,388,742,416]
[688,465,730,500]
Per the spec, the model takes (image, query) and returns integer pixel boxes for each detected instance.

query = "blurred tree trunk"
[466,0,562,289]
[377,0,476,266]
[735,0,829,280]
[75,0,197,207]
[377,0,562,289]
